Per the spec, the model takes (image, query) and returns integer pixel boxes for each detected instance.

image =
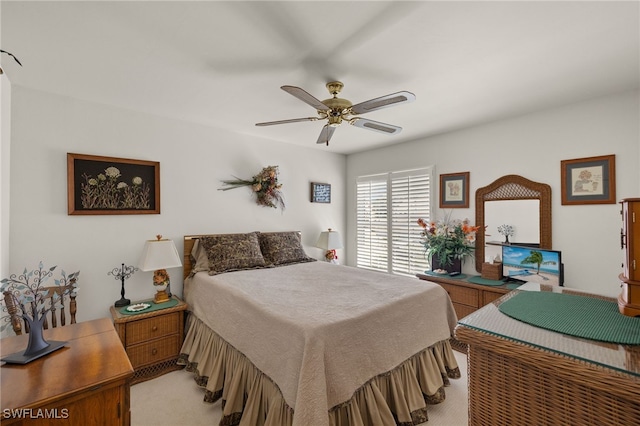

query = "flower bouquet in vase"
[418,212,480,274]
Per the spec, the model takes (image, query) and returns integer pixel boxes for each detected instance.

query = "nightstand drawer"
[439,282,479,308]
[125,312,180,346]
[127,334,181,368]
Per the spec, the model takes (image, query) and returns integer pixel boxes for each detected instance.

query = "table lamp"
[316,228,343,264]
[139,235,182,303]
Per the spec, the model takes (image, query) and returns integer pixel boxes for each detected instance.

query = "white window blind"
[356,167,432,276]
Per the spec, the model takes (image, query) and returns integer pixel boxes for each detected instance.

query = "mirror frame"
[475,174,552,272]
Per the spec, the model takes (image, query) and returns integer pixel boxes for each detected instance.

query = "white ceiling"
[1,1,638,155]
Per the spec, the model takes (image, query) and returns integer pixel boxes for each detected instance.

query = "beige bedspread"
[184,261,458,426]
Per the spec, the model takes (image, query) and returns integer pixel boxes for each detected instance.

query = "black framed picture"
[561,154,616,205]
[439,172,469,208]
[67,153,160,215]
[311,182,331,203]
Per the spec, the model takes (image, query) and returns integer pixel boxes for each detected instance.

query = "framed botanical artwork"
[67,153,160,215]
[561,154,615,205]
[440,172,470,208]
[310,182,331,203]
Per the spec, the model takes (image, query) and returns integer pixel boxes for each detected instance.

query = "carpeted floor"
[130,350,468,426]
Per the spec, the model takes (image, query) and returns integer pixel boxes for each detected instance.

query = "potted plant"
[417,212,480,273]
[1,262,79,362]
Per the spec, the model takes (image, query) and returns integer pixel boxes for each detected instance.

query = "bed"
[178,232,460,426]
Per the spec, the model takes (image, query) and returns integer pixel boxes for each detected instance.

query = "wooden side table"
[110,296,187,384]
[1,318,133,425]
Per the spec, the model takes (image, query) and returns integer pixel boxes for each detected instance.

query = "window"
[356,167,432,276]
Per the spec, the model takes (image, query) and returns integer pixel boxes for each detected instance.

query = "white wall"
[0,75,10,279]
[8,86,346,325]
[0,4,10,278]
[346,91,640,297]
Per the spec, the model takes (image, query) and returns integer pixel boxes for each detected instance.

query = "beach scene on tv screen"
[502,246,561,286]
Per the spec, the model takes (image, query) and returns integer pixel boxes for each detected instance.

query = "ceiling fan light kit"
[256,81,415,146]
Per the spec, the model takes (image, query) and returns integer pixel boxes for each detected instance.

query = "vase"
[431,256,462,274]
[23,314,50,356]
[504,235,510,244]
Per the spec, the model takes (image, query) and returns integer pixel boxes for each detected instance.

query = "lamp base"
[154,289,170,304]
[114,297,130,307]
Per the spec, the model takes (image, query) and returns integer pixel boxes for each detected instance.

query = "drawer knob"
[152,326,158,332]
[152,348,157,356]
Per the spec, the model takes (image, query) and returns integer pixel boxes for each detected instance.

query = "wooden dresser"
[110,296,187,384]
[1,318,133,425]
[416,273,511,319]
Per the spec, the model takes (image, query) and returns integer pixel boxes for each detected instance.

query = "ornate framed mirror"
[475,175,552,272]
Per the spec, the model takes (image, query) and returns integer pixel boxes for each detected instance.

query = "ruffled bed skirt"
[178,313,461,426]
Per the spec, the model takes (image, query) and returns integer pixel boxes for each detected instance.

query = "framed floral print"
[439,172,469,208]
[67,153,160,215]
[561,154,615,205]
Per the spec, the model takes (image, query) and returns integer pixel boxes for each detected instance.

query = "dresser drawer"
[125,312,180,346]
[127,334,181,369]
[439,282,479,308]
[452,302,477,320]
[483,290,506,305]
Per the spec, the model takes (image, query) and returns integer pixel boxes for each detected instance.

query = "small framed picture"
[67,153,160,215]
[561,154,615,205]
[439,172,469,208]
[311,182,331,203]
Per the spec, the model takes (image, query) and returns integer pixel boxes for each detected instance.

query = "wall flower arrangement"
[219,165,285,210]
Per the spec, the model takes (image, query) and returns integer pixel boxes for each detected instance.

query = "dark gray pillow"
[200,232,266,275]
[258,232,316,266]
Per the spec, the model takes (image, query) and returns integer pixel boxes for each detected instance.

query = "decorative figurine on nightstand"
[139,235,182,304]
[109,263,137,307]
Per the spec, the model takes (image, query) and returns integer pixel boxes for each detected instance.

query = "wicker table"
[455,285,640,426]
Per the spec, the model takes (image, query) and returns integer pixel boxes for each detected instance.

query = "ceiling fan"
[256,81,416,146]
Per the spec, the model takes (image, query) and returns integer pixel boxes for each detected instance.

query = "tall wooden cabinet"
[619,198,640,317]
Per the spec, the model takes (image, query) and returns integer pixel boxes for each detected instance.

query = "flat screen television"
[502,245,564,286]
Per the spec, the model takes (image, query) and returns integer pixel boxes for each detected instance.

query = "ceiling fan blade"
[316,125,336,146]
[256,117,319,126]
[281,86,331,111]
[350,91,416,115]
[351,118,402,135]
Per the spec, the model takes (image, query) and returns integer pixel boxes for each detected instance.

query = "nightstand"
[110,296,187,384]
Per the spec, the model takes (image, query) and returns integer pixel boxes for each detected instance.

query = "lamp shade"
[315,229,343,251]
[138,237,182,272]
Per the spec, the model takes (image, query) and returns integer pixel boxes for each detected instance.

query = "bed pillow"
[199,232,267,275]
[258,231,316,266]
[189,239,210,275]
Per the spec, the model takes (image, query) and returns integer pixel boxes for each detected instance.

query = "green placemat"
[506,283,524,290]
[467,276,504,286]
[119,297,178,315]
[499,291,640,344]
[423,271,468,280]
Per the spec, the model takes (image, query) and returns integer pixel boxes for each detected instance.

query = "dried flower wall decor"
[219,165,285,210]
[67,153,160,215]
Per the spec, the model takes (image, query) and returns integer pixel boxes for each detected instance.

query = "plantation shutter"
[356,175,389,272]
[356,167,432,275]
[390,170,431,275]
